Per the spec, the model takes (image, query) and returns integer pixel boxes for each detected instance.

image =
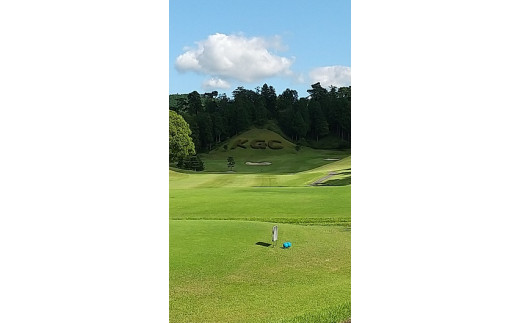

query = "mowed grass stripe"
[170,220,350,323]
[170,186,350,225]
[169,156,351,189]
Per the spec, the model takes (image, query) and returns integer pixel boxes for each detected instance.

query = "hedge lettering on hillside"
[230,139,284,150]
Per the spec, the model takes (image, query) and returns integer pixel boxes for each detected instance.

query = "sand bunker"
[245,161,272,166]
[323,158,340,161]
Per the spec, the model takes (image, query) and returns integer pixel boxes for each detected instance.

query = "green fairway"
[170,155,351,188]
[170,139,351,322]
[170,220,350,323]
[170,187,350,226]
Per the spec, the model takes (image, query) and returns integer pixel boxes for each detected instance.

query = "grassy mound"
[182,128,349,173]
[214,128,296,153]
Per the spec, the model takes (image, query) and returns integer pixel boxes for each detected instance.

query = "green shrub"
[177,155,205,171]
[268,140,283,149]
[250,139,267,149]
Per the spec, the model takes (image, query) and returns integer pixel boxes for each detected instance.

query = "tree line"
[169,82,351,154]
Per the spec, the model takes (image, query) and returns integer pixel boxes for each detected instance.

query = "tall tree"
[182,114,200,151]
[253,96,268,126]
[235,104,251,133]
[169,111,195,162]
[297,98,310,128]
[169,95,188,113]
[307,82,327,101]
[309,101,329,141]
[279,88,298,106]
[212,113,225,143]
[205,98,218,114]
[187,91,202,115]
[261,83,277,118]
[196,112,214,151]
[292,111,308,141]
[171,83,350,148]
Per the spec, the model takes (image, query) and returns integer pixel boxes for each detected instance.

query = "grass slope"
[169,156,351,188]
[170,157,351,226]
[170,220,350,323]
[190,128,349,173]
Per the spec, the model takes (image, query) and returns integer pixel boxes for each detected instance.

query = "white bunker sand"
[245,161,272,166]
[323,158,340,161]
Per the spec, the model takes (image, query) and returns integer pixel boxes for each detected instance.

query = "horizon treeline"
[169,82,351,153]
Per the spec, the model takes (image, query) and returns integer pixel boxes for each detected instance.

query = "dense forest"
[169,82,351,154]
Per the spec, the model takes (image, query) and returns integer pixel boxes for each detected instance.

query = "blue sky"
[169,0,350,98]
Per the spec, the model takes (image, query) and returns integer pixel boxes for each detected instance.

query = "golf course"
[170,129,351,323]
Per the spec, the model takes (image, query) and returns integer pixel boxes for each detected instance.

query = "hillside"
[169,85,350,156]
[183,128,349,173]
[212,128,295,154]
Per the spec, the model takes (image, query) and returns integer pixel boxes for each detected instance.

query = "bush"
[296,138,308,145]
[177,155,205,171]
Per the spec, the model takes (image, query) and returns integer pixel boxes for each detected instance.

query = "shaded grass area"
[170,220,351,323]
[200,148,348,174]
[316,176,351,186]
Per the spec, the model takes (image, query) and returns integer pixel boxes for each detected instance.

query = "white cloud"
[175,33,294,83]
[309,66,351,88]
[202,77,231,90]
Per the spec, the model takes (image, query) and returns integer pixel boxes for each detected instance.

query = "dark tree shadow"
[317,177,351,186]
[255,242,272,247]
